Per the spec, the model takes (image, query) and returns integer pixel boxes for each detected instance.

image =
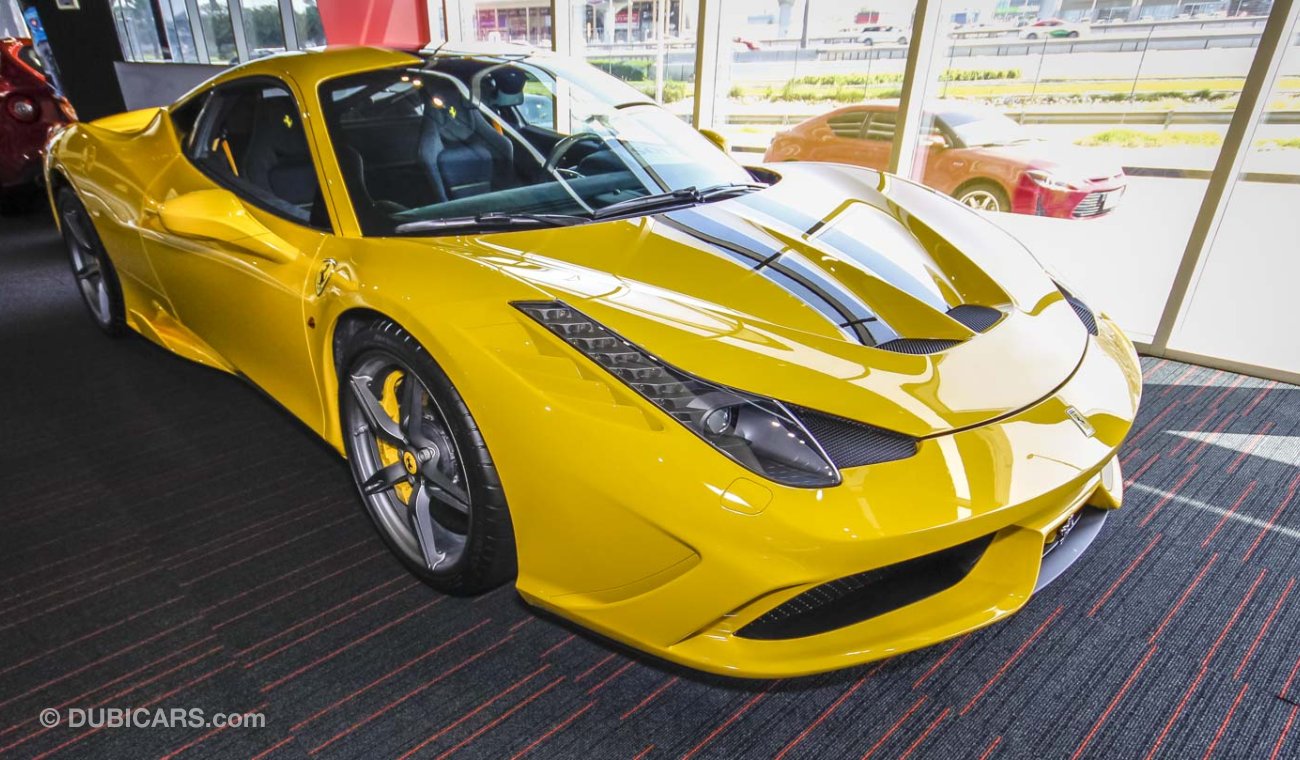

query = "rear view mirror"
[158,189,298,264]
[698,128,729,153]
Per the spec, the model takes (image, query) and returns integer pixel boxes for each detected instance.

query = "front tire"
[954,181,1010,213]
[57,187,126,336]
[339,319,515,595]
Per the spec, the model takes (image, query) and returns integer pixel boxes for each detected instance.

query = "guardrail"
[819,29,1285,61]
[722,110,1300,127]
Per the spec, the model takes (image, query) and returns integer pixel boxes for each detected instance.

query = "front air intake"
[735,533,995,640]
[791,407,917,468]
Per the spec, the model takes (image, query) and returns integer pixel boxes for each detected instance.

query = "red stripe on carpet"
[960,606,1062,715]
[1200,681,1249,760]
[1149,553,1220,644]
[1232,577,1293,680]
[1070,645,1157,760]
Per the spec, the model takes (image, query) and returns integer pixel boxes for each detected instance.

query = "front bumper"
[1012,176,1127,219]
[508,314,1141,678]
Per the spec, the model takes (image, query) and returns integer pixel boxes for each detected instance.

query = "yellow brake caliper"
[375,370,413,504]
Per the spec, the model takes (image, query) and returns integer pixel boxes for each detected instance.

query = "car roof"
[826,100,1004,122]
[197,43,559,99]
[202,45,421,94]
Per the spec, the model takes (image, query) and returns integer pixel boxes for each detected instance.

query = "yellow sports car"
[45,44,1141,678]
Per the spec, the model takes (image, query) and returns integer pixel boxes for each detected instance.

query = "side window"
[187,80,328,231]
[170,92,209,150]
[827,111,868,139]
[865,112,897,142]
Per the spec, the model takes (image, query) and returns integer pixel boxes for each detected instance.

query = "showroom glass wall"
[442,1,699,111]
[112,0,321,65]
[110,0,1300,380]
[898,0,1271,344]
[1164,6,1300,376]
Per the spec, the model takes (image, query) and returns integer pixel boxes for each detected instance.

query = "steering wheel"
[544,132,605,174]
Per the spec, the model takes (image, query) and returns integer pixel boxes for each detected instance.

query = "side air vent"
[947,304,1003,333]
[735,533,995,640]
[876,338,961,355]
[791,407,918,468]
[1056,284,1099,336]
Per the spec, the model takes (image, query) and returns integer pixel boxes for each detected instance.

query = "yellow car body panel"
[46,46,1142,678]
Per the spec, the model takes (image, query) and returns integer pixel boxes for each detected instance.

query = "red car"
[1,37,74,210]
[765,102,1126,219]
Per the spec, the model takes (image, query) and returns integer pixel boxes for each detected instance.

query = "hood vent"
[876,338,961,355]
[947,304,1003,333]
[1056,284,1098,335]
[875,304,1004,355]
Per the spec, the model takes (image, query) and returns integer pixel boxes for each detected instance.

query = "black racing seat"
[417,80,517,203]
[241,94,320,216]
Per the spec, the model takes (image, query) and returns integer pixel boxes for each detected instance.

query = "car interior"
[320,61,650,235]
[185,82,330,230]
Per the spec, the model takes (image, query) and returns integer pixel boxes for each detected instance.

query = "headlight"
[515,301,841,487]
[1026,169,1084,192]
[6,95,38,123]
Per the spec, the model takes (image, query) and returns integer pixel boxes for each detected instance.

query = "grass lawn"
[1075,129,1300,150]
[728,77,1300,107]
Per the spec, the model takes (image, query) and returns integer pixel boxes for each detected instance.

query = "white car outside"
[858,25,910,46]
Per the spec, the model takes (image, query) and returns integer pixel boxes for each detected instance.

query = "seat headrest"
[482,66,526,108]
[424,80,476,141]
[256,96,309,157]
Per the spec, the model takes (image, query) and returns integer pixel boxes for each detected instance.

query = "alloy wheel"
[959,189,1003,212]
[345,355,472,572]
[62,206,111,325]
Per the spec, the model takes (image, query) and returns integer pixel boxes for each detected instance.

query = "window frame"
[179,74,334,234]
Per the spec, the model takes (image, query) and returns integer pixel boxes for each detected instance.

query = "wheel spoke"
[361,461,411,496]
[421,466,471,516]
[74,256,100,281]
[400,375,430,445]
[95,282,111,321]
[349,374,406,446]
[409,482,445,570]
[66,209,93,251]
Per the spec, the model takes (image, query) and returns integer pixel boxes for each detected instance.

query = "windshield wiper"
[698,182,768,200]
[394,211,589,235]
[592,183,767,220]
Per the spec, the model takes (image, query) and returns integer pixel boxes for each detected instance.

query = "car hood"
[457,163,1089,438]
[970,142,1124,181]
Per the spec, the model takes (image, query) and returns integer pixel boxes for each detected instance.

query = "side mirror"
[698,128,728,153]
[925,133,948,150]
[158,189,298,264]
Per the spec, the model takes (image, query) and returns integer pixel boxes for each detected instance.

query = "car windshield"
[319,54,756,236]
[17,44,46,76]
[940,110,1037,148]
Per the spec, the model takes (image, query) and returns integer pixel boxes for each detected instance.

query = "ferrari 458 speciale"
[45,44,1140,677]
